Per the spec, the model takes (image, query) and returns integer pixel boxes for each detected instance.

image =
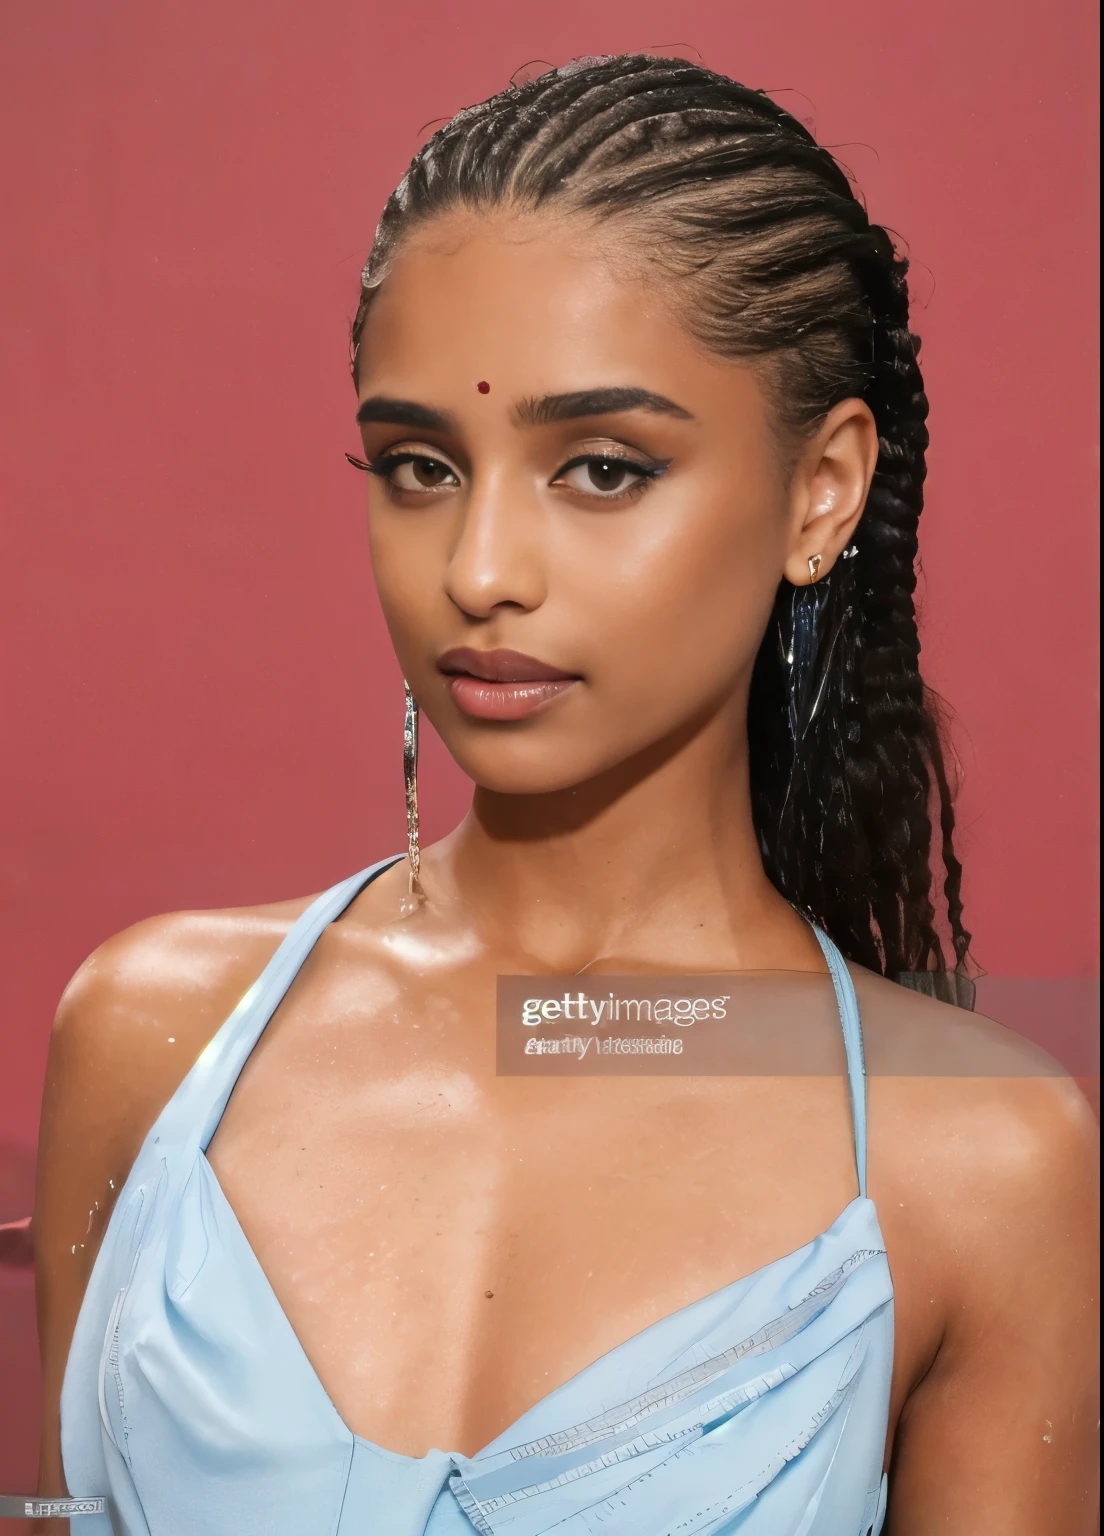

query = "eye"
[552,454,669,500]
[369,451,461,494]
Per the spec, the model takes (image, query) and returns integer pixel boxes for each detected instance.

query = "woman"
[31,55,1098,1535]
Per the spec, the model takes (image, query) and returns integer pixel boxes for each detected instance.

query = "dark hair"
[351,54,972,982]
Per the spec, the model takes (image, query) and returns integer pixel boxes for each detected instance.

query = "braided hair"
[351,54,973,982]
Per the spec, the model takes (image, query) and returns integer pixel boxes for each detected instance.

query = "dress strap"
[149,856,404,1160]
[810,926,868,1199]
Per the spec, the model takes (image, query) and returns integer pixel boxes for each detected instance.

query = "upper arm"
[886,1075,1100,1534]
[32,906,292,1510]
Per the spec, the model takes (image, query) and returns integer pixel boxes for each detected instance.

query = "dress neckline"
[155,855,879,1465]
[195,1144,880,1466]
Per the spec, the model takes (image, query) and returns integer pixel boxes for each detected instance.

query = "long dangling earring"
[400,680,426,915]
[777,550,857,748]
[777,577,829,745]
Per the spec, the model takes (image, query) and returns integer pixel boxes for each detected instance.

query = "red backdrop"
[0,0,1099,1500]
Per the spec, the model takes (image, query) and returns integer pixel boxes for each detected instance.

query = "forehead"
[355,211,762,415]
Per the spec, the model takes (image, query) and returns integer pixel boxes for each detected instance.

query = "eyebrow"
[355,396,455,431]
[354,385,694,434]
[516,387,694,425]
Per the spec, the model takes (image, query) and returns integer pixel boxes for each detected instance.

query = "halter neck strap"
[147,857,404,1162]
[154,859,870,1204]
[811,926,869,1199]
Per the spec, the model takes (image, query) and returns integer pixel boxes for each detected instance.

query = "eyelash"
[344,450,672,501]
[553,453,669,499]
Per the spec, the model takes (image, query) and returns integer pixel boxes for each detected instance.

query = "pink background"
[0,0,1098,1505]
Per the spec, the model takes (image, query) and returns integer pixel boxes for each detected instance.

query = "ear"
[782,398,879,587]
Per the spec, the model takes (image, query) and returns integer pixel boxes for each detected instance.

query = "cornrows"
[352,54,971,978]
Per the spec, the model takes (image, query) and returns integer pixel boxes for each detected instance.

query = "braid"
[352,55,973,979]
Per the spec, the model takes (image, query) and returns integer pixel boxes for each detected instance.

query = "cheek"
[366,504,445,642]
[552,478,785,709]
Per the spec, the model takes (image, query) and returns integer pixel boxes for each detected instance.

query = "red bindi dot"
[477,380,490,394]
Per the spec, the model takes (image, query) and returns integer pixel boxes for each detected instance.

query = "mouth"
[437,647,581,722]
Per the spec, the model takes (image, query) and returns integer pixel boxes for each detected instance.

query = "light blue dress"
[61,857,893,1534]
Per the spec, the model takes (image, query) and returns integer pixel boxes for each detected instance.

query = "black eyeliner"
[346,448,673,483]
[552,453,673,481]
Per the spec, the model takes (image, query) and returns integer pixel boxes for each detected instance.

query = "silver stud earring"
[400,681,425,914]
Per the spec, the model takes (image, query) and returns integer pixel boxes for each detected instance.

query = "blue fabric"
[61,859,892,1535]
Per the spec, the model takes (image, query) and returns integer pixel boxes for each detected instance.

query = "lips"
[437,647,580,721]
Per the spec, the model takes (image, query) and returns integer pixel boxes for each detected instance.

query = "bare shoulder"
[35,891,320,1298]
[856,976,1100,1526]
[49,893,318,1086]
[851,963,1082,1080]
[854,966,1098,1296]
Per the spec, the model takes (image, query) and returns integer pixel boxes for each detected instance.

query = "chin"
[443,730,618,799]
[457,751,598,798]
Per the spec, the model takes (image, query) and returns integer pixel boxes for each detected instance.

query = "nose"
[443,466,548,619]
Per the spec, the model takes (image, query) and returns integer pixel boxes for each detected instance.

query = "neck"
[432,704,822,973]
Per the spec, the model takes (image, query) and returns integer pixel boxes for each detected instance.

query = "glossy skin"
[34,214,1098,1532]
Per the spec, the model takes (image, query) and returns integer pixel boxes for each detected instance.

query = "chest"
[204,948,929,1458]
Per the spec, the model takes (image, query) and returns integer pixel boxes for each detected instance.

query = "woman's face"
[355,212,853,796]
